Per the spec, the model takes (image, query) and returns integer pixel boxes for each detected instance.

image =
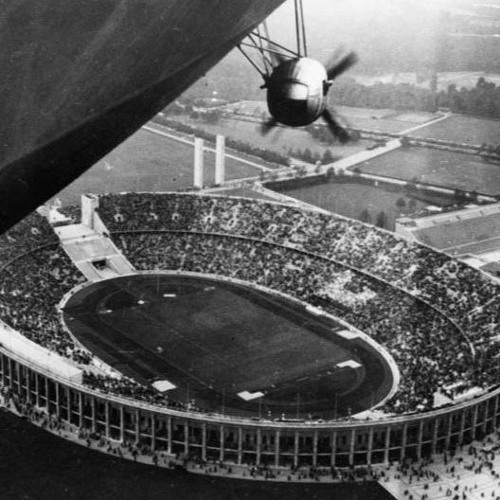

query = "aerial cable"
[294,0,302,57]
[299,0,308,57]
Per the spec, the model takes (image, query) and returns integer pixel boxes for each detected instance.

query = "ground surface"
[170,114,370,158]
[357,147,500,195]
[410,114,500,145]
[62,274,394,419]
[280,181,429,230]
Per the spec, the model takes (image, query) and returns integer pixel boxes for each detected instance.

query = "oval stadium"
[1,192,500,479]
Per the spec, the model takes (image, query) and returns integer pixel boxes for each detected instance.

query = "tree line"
[329,76,500,119]
[153,116,289,168]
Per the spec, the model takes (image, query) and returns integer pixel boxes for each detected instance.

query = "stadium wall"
[1,343,499,469]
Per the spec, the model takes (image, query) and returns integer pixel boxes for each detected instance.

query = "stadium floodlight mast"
[238,0,358,142]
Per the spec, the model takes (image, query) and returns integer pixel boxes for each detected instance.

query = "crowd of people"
[0,240,92,365]
[82,372,203,412]
[0,211,56,268]
[95,192,500,414]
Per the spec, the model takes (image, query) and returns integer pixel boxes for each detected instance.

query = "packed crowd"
[96,192,500,412]
[82,372,202,412]
[0,211,56,268]
[0,242,91,364]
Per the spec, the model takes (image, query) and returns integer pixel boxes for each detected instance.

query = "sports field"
[63,274,394,419]
[336,106,437,135]
[446,236,500,257]
[282,181,429,230]
[170,114,370,159]
[410,114,500,145]
[357,148,500,195]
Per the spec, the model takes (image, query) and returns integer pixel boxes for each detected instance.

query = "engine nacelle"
[265,57,328,127]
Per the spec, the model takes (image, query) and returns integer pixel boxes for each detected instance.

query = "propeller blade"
[326,51,358,81]
[322,108,351,144]
[260,117,279,136]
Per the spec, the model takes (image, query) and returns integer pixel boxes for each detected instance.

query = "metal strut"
[294,0,307,57]
[238,0,308,79]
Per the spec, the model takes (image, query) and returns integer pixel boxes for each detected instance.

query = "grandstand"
[395,202,500,275]
[1,192,500,477]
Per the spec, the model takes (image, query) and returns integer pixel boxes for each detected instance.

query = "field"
[410,114,500,145]
[218,186,279,202]
[53,128,264,206]
[63,274,394,419]
[281,181,429,230]
[336,106,438,135]
[356,148,500,196]
[170,113,370,158]
[451,236,500,257]
[222,101,437,135]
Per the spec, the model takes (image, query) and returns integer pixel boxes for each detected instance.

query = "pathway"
[399,112,452,136]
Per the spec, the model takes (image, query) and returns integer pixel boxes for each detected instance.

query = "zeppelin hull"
[0,0,285,233]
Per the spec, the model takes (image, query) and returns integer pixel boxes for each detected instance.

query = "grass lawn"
[357,147,500,196]
[281,181,428,230]
[411,115,500,145]
[170,114,369,159]
[53,128,263,205]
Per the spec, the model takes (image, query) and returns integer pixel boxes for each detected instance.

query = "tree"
[405,177,418,194]
[430,73,438,93]
[204,110,221,124]
[408,198,417,211]
[302,148,314,163]
[359,209,371,224]
[376,211,388,229]
[469,190,479,202]
[400,136,411,148]
[326,167,335,179]
[353,166,361,176]
[453,188,467,203]
[395,197,406,210]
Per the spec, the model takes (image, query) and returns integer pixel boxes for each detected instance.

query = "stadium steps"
[54,224,135,282]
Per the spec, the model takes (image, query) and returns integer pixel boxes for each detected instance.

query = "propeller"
[326,51,358,81]
[321,50,358,142]
[322,108,351,144]
[260,117,279,136]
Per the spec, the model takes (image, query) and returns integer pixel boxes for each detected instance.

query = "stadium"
[1,191,500,479]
